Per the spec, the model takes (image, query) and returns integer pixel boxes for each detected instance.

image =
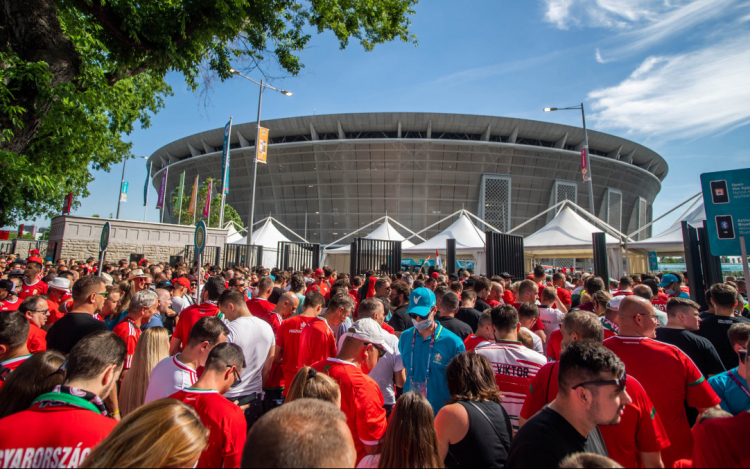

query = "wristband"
[111,409,120,416]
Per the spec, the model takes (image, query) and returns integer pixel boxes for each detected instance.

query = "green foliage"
[6,232,37,240]
[171,178,243,229]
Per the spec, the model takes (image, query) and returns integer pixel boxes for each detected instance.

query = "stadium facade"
[148,113,666,245]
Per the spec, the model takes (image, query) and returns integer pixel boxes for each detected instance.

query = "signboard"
[658,263,747,273]
[257,127,269,164]
[100,222,111,251]
[195,221,207,255]
[648,251,658,271]
[156,169,168,209]
[120,181,129,202]
[701,169,750,256]
[581,147,590,182]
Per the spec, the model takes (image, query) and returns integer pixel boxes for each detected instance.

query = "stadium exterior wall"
[148,113,665,245]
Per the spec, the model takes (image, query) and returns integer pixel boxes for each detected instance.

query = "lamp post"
[544,104,596,216]
[229,69,293,247]
[116,156,149,220]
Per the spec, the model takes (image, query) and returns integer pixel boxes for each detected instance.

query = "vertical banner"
[144,162,152,206]
[63,193,73,214]
[120,181,129,202]
[18,225,24,237]
[221,118,233,195]
[257,127,269,164]
[581,147,590,182]
[187,176,199,216]
[203,180,213,219]
[156,168,167,209]
[435,249,443,270]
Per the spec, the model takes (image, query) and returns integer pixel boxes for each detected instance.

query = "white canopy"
[404,213,486,253]
[326,219,415,253]
[628,203,705,253]
[232,218,292,268]
[524,207,620,257]
[226,225,244,244]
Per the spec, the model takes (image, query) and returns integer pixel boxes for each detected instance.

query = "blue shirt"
[141,313,164,331]
[105,311,127,331]
[709,368,750,415]
[399,323,465,414]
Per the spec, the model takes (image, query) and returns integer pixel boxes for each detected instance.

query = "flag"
[421,256,431,271]
[203,180,213,219]
[120,181,129,203]
[177,172,185,222]
[156,168,168,209]
[63,193,73,214]
[143,162,152,206]
[581,147,590,182]
[221,118,233,194]
[257,127,269,164]
[187,176,199,216]
[436,249,443,270]
[18,225,24,237]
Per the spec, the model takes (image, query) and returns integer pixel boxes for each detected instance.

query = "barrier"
[277,242,320,271]
[223,244,263,270]
[486,232,525,280]
[350,239,402,278]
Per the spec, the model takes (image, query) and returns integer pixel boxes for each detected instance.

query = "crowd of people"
[0,251,749,468]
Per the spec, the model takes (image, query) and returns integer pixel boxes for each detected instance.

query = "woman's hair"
[80,399,208,468]
[118,327,169,417]
[592,290,613,309]
[378,392,443,469]
[446,352,503,404]
[0,351,66,419]
[285,366,341,405]
[117,280,134,315]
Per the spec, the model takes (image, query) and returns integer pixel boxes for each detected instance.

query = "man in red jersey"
[113,289,158,375]
[486,282,504,308]
[170,276,226,355]
[513,279,546,342]
[171,343,247,469]
[0,331,125,467]
[614,276,635,297]
[464,310,495,351]
[259,292,299,410]
[17,259,47,299]
[0,311,31,389]
[246,276,275,317]
[19,296,49,353]
[0,279,20,312]
[305,268,330,298]
[519,309,670,468]
[46,277,74,325]
[277,291,325,397]
[551,272,573,308]
[312,318,389,465]
[499,273,516,305]
[605,295,721,468]
[297,293,354,369]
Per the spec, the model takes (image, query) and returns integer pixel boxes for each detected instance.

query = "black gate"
[699,220,723,289]
[486,232,524,280]
[682,221,708,310]
[350,239,402,279]
[446,239,457,275]
[223,244,263,270]
[592,232,610,282]
[277,242,320,271]
[184,245,221,268]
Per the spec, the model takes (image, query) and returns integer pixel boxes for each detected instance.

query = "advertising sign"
[100,222,111,252]
[156,169,168,209]
[221,119,232,194]
[257,127,269,164]
[581,147,590,182]
[195,221,207,255]
[700,169,750,256]
[120,181,129,202]
[187,176,199,216]
[648,251,658,271]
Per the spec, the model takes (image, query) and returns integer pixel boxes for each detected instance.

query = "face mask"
[412,317,432,331]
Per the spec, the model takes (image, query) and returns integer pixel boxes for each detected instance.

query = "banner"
[435,249,443,270]
[18,225,24,237]
[143,162,152,206]
[257,127,269,164]
[203,180,213,219]
[221,118,233,194]
[63,193,73,214]
[156,168,168,209]
[120,181,129,203]
[187,176,199,216]
[0,231,9,240]
[581,147,590,182]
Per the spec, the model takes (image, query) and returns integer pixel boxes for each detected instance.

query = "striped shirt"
[113,317,141,369]
[145,355,199,403]
[475,339,547,430]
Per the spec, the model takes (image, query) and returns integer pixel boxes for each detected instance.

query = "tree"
[171,178,243,229]
[0,0,417,226]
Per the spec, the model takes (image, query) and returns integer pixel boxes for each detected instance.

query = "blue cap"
[406,287,436,317]
[659,274,679,288]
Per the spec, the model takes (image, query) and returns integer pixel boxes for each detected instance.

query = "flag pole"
[160,166,169,224]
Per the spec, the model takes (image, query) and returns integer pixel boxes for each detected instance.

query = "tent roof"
[327,219,414,253]
[226,225,244,244]
[231,219,291,248]
[628,203,705,252]
[524,207,620,257]
[404,213,485,252]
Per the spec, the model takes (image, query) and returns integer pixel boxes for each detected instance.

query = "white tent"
[404,213,486,253]
[323,218,416,272]
[628,203,705,254]
[524,206,620,257]
[226,224,245,244]
[232,218,292,268]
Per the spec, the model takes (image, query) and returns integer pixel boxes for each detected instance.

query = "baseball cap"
[659,274,679,288]
[156,280,173,289]
[173,277,191,290]
[607,296,624,311]
[48,277,71,292]
[314,269,325,277]
[431,272,439,279]
[0,280,14,293]
[9,269,24,277]
[138,259,149,266]
[499,272,513,279]
[406,287,436,318]
[27,256,44,265]
[347,318,393,354]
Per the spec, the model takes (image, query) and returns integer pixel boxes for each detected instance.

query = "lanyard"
[727,370,750,399]
[410,324,439,387]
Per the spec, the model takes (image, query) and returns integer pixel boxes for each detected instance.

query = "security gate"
[184,245,221,268]
[277,242,320,271]
[350,239,402,279]
[486,232,524,280]
[223,244,263,270]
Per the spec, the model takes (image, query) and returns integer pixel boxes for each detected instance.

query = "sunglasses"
[228,365,242,388]
[364,343,386,358]
[29,309,50,315]
[94,291,109,298]
[573,369,627,394]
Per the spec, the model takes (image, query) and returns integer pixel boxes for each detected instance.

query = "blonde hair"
[119,327,169,417]
[286,366,341,405]
[81,399,208,468]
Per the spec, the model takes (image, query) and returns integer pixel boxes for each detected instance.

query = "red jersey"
[652,298,668,313]
[691,412,750,468]
[381,322,395,335]
[0,355,31,390]
[604,336,721,467]
[312,358,387,464]
[519,362,670,468]
[546,329,563,361]
[614,290,634,297]
[502,290,515,305]
[463,334,491,351]
[170,388,247,469]
[0,400,116,467]
[112,317,141,369]
[297,317,337,370]
[257,310,284,389]
[246,298,275,317]
[487,299,501,308]
[47,294,73,324]
[556,287,572,307]
[27,323,47,353]
[0,297,20,312]
[305,282,330,299]
[17,278,48,299]
[172,302,221,351]
[278,315,316,396]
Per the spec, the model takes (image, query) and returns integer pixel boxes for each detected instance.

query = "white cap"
[347,318,393,354]
[607,296,625,311]
[48,277,71,292]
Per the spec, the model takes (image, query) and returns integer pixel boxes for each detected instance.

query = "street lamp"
[544,104,595,216]
[229,69,293,247]
[116,155,149,220]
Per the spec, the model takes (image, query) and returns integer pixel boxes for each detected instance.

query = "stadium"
[148,112,666,245]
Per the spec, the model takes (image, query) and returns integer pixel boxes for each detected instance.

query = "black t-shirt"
[655,327,726,377]
[47,312,110,355]
[436,316,473,341]
[456,307,482,332]
[388,304,410,333]
[693,314,750,370]
[475,298,491,314]
[507,406,608,468]
[267,286,284,305]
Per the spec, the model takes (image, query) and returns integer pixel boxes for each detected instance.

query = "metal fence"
[350,238,402,278]
[277,242,320,271]
[485,232,525,280]
[223,244,263,270]
[184,245,222,268]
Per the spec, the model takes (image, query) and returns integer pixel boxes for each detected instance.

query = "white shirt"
[145,355,198,403]
[224,316,275,399]
[538,306,565,354]
[171,295,191,315]
[337,328,404,405]
[520,326,543,354]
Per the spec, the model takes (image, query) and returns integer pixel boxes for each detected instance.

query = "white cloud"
[587,35,750,139]
[541,0,689,29]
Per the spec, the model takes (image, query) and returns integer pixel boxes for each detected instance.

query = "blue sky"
[31,0,750,235]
